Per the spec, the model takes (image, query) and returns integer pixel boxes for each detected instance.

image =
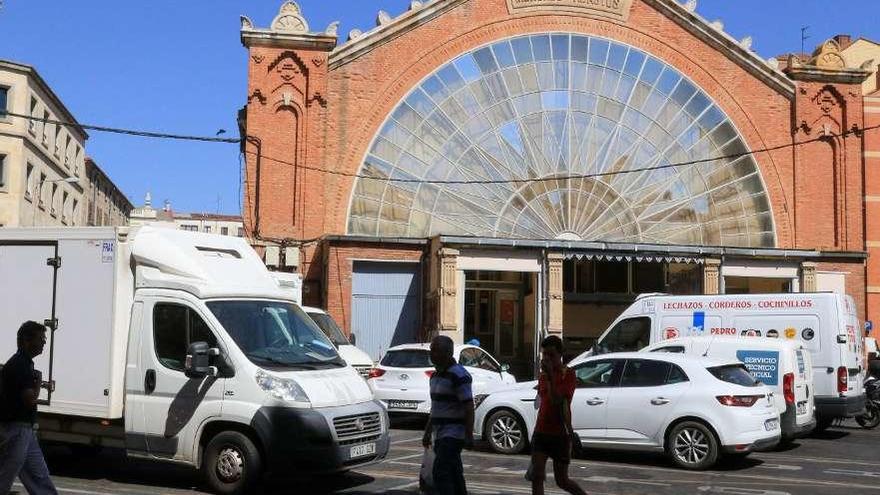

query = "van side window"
[652,346,685,353]
[599,317,652,353]
[153,303,218,371]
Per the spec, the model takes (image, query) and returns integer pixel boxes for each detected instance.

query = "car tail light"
[783,372,795,404]
[368,368,386,379]
[837,366,848,394]
[425,370,435,378]
[716,395,763,407]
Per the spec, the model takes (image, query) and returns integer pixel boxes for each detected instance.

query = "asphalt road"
[22,418,880,495]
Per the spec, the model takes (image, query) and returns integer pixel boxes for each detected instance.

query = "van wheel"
[203,431,262,495]
[667,421,719,470]
[486,410,527,455]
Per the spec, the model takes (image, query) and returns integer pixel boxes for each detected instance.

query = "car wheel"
[486,410,527,455]
[203,431,262,495]
[667,421,719,470]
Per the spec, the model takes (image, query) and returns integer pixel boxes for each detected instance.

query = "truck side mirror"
[185,341,219,378]
[348,333,357,346]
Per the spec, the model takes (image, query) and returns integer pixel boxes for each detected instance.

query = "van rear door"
[0,242,59,405]
[839,296,864,398]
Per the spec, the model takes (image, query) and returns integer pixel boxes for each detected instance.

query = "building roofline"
[84,157,134,210]
[0,59,89,140]
[326,0,795,97]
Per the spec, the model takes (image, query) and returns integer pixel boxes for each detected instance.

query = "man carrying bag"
[529,336,587,495]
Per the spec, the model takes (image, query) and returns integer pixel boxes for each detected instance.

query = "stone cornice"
[329,0,469,70]
[240,30,337,51]
[785,66,872,85]
[643,0,796,99]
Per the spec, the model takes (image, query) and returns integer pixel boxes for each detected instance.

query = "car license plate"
[765,418,779,431]
[350,442,376,459]
[388,400,420,410]
[797,401,807,415]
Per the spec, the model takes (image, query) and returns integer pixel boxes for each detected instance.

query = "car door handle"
[586,398,605,406]
[144,369,156,395]
[651,397,670,406]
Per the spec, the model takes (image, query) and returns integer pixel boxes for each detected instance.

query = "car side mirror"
[500,364,510,373]
[349,333,357,346]
[185,341,219,378]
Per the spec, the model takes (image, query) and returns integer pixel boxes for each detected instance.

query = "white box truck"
[0,227,389,494]
[585,293,866,431]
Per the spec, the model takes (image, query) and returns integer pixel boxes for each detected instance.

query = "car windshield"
[380,350,432,368]
[707,364,760,387]
[207,300,345,370]
[307,312,349,347]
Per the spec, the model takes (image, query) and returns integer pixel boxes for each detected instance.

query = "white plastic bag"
[419,446,436,494]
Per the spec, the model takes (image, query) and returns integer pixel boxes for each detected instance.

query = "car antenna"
[702,333,717,357]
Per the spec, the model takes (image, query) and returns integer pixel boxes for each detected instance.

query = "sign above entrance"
[506,0,635,21]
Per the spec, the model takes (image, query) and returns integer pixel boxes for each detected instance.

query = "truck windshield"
[207,300,345,369]
[307,312,349,347]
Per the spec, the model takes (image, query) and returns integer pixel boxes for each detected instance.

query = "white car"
[474,352,781,470]
[368,343,517,414]
[303,306,374,379]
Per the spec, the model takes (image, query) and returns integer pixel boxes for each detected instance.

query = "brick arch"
[326,7,795,247]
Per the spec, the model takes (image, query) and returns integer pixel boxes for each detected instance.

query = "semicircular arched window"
[348,33,776,248]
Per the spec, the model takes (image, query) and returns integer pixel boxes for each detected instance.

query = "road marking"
[581,475,670,487]
[391,435,423,445]
[757,464,803,471]
[386,452,424,462]
[698,487,790,495]
[16,483,119,495]
[825,468,880,478]
[757,453,880,468]
[379,480,419,492]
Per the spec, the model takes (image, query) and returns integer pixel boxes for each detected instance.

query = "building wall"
[0,62,87,228]
[84,159,131,227]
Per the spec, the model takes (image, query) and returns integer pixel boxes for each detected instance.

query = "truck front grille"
[333,412,382,441]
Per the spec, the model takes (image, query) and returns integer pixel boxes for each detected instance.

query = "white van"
[0,227,389,494]
[587,293,865,430]
[643,336,815,440]
[304,306,374,379]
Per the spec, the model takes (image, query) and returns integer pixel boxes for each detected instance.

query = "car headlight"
[255,370,310,403]
[474,394,489,409]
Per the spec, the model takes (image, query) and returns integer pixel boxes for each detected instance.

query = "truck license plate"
[350,442,376,459]
[796,401,807,415]
[388,400,420,410]
[764,419,779,431]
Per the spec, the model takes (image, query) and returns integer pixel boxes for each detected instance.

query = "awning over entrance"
[562,252,704,264]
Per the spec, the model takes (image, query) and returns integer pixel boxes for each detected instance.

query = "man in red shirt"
[531,335,587,495]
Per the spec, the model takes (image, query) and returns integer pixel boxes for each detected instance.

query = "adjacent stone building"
[239,1,879,370]
[0,60,88,227]
[84,157,132,226]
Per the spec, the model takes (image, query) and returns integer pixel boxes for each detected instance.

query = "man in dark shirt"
[0,321,58,495]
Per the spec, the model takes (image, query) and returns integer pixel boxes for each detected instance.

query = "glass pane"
[621,360,671,387]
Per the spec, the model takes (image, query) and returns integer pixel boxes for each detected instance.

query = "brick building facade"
[239,1,878,371]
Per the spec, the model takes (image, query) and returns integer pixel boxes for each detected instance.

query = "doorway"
[463,271,533,380]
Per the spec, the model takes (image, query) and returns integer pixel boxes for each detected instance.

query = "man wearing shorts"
[531,335,587,495]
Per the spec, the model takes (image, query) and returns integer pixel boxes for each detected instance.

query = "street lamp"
[32,176,78,226]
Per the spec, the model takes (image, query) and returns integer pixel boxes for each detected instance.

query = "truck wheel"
[203,431,262,495]
[666,421,719,470]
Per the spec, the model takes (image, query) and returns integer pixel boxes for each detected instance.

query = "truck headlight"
[474,394,489,409]
[255,370,310,403]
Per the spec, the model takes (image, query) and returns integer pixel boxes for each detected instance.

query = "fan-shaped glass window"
[348,34,776,247]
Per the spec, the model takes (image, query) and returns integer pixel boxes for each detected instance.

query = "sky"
[2,1,878,215]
